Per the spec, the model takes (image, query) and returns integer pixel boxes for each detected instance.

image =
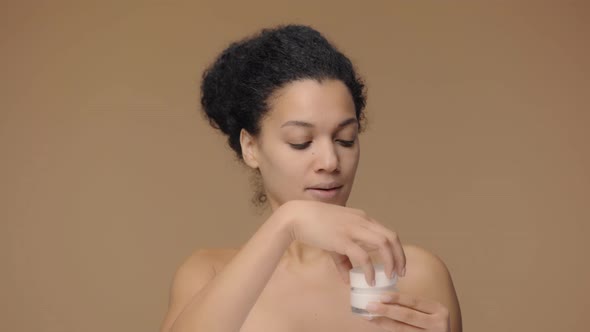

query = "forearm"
[170,209,294,332]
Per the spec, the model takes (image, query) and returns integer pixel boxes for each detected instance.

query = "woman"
[160,24,462,332]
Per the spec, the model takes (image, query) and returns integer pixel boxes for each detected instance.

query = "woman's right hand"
[277,200,406,286]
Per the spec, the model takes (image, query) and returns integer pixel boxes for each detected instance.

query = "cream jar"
[350,263,398,317]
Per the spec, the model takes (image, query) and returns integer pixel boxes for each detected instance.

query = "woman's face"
[240,78,361,209]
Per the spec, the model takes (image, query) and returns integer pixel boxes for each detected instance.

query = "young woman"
[160,24,462,332]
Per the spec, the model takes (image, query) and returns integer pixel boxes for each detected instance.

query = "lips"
[307,182,343,190]
[309,185,343,191]
[306,183,343,200]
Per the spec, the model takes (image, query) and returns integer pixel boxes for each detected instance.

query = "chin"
[304,189,350,206]
[277,189,350,207]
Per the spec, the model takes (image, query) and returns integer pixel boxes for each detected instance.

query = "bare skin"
[167,243,462,332]
[160,79,462,332]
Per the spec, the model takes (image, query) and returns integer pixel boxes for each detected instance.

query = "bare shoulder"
[401,244,452,281]
[170,247,239,295]
[185,247,238,272]
[159,248,238,332]
[399,244,463,332]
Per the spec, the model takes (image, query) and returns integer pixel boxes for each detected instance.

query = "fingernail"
[380,295,392,303]
[366,303,379,312]
[363,315,373,321]
[401,267,406,277]
[371,279,376,287]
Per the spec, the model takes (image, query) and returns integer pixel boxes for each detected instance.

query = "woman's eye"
[289,142,311,150]
[338,139,355,147]
[289,138,355,150]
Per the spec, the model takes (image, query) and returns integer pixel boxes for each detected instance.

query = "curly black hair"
[199,24,367,207]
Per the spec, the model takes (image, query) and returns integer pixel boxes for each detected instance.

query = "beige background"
[1,1,589,331]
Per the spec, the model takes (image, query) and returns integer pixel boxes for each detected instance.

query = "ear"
[240,129,260,169]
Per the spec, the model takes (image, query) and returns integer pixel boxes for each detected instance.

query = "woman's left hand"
[364,292,450,332]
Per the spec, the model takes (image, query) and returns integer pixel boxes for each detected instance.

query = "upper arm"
[401,245,463,332]
[159,249,218,332]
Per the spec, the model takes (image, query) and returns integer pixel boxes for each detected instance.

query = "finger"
[329,252,352,284]
[379,292,442,314]
[368,219,406,277]
[350,225,396,280]
[344,243,375,286]
[367,301,431,329]
[366,315,419,332]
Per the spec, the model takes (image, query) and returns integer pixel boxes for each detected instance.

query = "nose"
[313,140,340,173]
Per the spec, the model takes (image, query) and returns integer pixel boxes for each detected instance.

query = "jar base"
[351,306,380,317]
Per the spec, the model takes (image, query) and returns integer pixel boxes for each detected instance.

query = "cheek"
[340,146,360,169]
[261,155,307,200]
[263,148,304,181]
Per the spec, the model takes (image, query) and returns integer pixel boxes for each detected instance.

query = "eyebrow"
[280,117,358,130]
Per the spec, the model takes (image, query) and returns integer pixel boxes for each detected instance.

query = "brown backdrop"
[1,1,589,331]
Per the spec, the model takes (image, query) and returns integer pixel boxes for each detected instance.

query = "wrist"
[270,200,298,243]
